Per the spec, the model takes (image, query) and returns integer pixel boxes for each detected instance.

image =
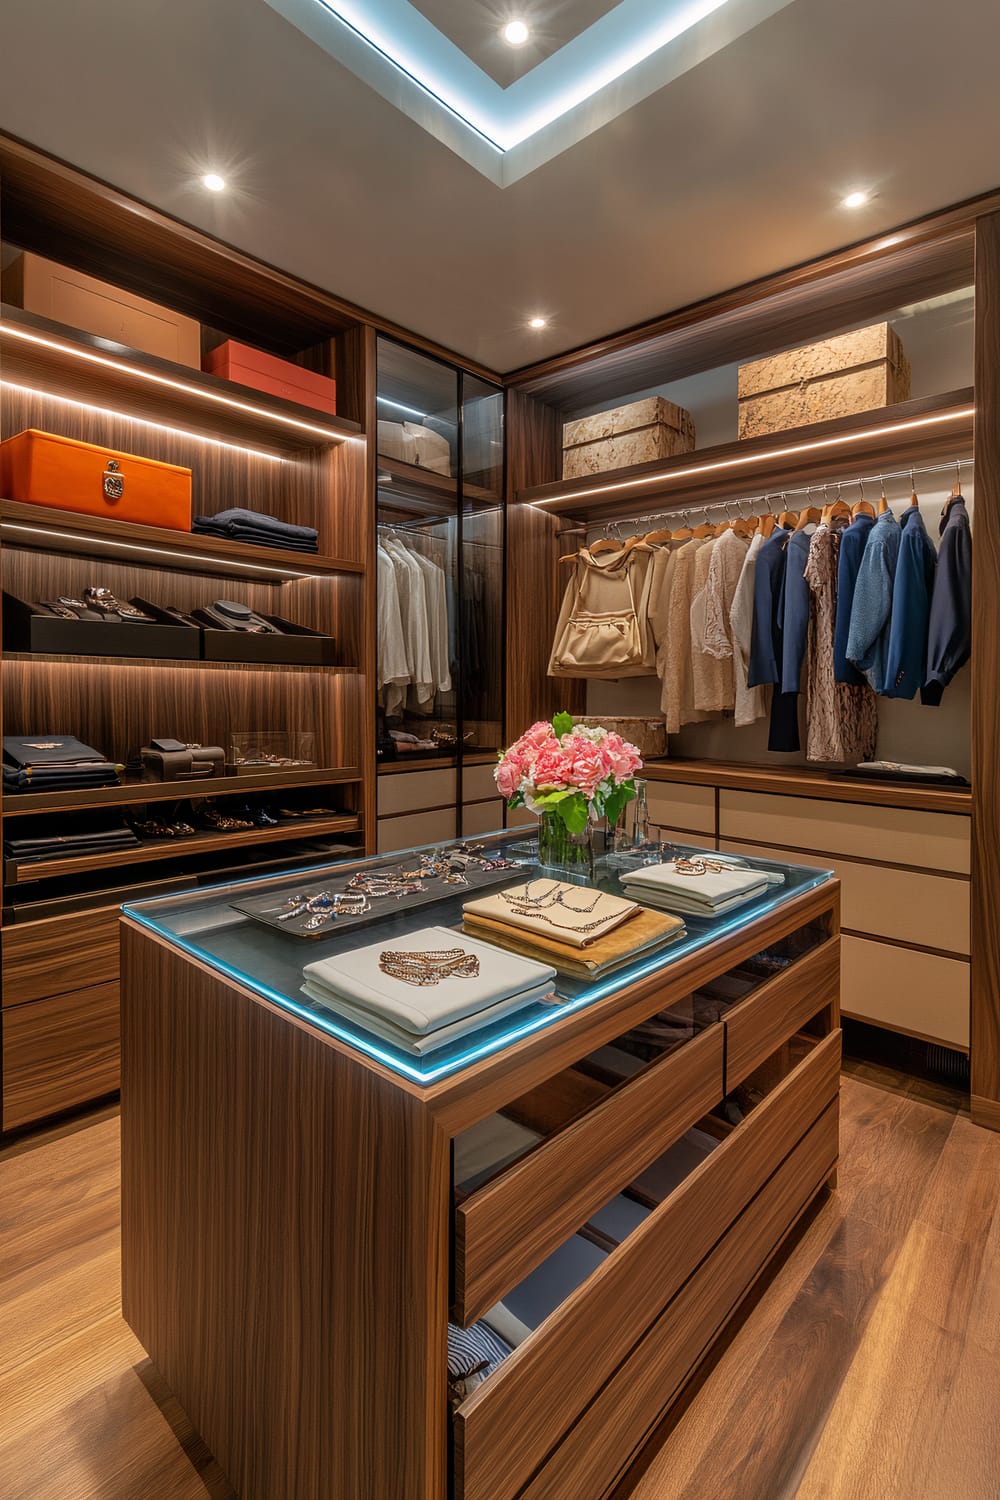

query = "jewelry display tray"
[229,856,521,940]
[2,591,201,660]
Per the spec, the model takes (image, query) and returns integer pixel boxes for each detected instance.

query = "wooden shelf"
[0,306,364,456]
[517,390,975,521]
[642,758,973,816]
[5,813,363,884]
[0,500,363,582]
[2,766,363,817]
[4,651,360,673]
[377,455,498,509]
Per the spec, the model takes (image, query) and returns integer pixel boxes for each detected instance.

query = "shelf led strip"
[1,523,322,580]
[0,323,364,447]
[4,382,286,464]
[530,405,976,507]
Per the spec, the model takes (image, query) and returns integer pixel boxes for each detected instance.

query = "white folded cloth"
[621,860,768,915]
[302,978,555,1055]
[303,925,556,1042]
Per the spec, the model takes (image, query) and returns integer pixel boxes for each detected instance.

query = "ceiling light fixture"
[842,190,870,210]
[528,316,547,329]
[502,19,530,46]
[202,173,227,192]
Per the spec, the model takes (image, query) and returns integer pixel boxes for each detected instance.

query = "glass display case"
[375,337,504,773]
[123,831,833,1084]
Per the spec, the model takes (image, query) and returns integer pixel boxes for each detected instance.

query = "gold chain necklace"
[378,947,481,987]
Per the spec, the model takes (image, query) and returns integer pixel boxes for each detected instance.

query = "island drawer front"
[453,1031,840,1500]
[453,1025,724,1326]
[646,781,716,836]
[517,1098,839,1500]
[377,767,457,816]
[725,937,840,1089]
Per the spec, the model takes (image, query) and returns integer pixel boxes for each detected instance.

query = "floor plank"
[1,1075,995,1500]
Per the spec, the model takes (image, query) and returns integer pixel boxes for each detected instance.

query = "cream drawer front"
[462,764,500,802]
[842,935,970,1048]
[461,801,505,838]
[718,790,970,873]
[646,781,715,836]
[721,839,970,956]
[505,804,537,830]
[376,809,457,854]
[377,767,457,817]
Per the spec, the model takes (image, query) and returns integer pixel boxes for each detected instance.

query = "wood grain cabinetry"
[121,878,840,1499]
[2,981,119,1131]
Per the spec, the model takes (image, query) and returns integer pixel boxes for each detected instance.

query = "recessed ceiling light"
[528,316,547,329]
[842,190,870,209]
[202,173,226,192]
[502,20,530,46]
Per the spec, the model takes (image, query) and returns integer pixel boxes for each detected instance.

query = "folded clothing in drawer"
[302,926,556,1056]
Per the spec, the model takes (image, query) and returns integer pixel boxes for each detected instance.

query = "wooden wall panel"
[972,209,1000,1122]
[505,388,583,733]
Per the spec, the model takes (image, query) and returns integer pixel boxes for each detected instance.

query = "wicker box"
[572,716,667,760]
[563,397,695,479]
[737,323,910,439]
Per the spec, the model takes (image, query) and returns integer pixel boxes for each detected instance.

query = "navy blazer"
[833,512,875,684]
[883,506,937,700]
[923,495,972,705]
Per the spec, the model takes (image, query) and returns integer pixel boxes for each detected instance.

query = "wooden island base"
[120,877,840,1500]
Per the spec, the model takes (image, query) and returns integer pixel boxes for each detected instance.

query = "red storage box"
[0,430,192,532]
[203,341,337,415]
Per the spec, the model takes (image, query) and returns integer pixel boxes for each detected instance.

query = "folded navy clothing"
[193,521,319,553]
[3,735,111,769]
[194,509,318,541]
[4,763,120,784]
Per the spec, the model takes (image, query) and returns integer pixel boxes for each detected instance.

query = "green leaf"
[552,711,574,738]
[560,793,590,834]
[603,782,636,826]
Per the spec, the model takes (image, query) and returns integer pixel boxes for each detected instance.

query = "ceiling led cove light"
[266,0,792,183]
[502,20,530,46]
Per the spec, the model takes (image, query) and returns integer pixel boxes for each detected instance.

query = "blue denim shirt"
[846,509,901,693]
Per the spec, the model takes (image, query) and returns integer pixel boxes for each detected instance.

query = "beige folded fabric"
[464,878,640,949]
[462,906,685,979]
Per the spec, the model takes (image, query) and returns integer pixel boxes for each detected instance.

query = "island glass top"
[122,831,833,1084]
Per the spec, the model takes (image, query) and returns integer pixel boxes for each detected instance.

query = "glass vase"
[537,809,595,879]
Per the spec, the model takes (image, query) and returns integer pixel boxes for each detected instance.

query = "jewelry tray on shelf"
[229,852,521,940]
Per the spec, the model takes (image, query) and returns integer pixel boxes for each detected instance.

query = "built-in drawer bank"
[2,981,120,1131]
[2,903,121,1006]
[452,1031,840,1500]
[517,1096,839,1500]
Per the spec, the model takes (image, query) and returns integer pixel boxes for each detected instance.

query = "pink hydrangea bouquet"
[495,712,643,834]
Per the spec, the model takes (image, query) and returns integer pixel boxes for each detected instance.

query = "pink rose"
[533,741,569,789]
[567,741,605,798]
[496,758,520,799]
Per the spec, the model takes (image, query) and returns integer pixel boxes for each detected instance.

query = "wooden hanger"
[852,479,876,519]
[691,521,716,538]
[877,477,890,515]
[759,511,776,538]
[643,526,673,545]
[776,494,798,529]
[907,472,919,508]
[822,487,853,525]
[793,505,822,532]
[589,536,623,556]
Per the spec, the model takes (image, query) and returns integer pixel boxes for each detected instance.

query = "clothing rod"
[595,456,974,535]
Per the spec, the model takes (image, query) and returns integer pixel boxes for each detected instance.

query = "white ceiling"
[0,0,998,374]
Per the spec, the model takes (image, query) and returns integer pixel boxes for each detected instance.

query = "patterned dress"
[804,524,878,763]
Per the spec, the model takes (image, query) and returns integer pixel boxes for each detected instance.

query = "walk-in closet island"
[120,833,840,1500]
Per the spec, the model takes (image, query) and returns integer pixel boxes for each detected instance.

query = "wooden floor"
[1,1071,999,1500]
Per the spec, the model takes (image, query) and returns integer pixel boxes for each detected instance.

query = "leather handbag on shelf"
[548,547,653,678]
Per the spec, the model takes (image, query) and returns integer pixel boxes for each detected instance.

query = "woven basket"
[572,716,667,760]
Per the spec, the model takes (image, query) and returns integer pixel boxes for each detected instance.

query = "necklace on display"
[378,947,481,986]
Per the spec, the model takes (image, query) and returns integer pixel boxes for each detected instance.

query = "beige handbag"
[550,552,646,675]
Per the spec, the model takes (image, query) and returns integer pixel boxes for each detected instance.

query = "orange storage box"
[0,430,192,532]
[203,341,337,415]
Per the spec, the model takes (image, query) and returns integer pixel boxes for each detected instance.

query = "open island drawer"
[452,921,837,1327]
[452,1028,841,1500]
